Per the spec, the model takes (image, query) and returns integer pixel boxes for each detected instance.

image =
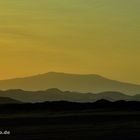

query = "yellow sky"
[0,0,140,83]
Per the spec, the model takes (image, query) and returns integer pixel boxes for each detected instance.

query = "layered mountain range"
[0,88,140,103]
[0,72,140,95]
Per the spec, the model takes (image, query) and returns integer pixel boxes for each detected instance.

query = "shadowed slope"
[0,97,21,104]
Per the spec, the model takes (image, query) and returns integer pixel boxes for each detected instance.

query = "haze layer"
[0,0,140,83]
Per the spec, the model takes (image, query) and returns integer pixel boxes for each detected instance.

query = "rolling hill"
[0,72,140,95]
[0,97,21,104]
[0,88,140,103]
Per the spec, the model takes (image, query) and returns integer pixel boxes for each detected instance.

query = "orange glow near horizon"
[0,0,140,84]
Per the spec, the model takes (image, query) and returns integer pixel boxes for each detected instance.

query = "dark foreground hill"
[1,100,140,113]
[0,72,140,95]
[1,100,140,140]
[0,88,140,103]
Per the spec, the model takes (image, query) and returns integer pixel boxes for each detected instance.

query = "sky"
[0,0,140,83]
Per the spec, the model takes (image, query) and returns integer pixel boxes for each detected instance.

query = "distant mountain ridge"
[0,88,140,103]
[0,72,140,95]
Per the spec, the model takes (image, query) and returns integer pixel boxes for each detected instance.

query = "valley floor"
[0,111,140,140]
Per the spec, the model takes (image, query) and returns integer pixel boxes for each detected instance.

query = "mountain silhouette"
[0,88,140,103]
[0,72,140,95]
[0,97,21,104]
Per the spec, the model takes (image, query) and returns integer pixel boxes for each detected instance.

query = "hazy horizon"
[0,0,140,84]
[0,71,140,86]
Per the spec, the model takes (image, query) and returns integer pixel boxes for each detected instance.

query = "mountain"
[0,97,22,104]
[0,88,139,103]
[0,72,140,95]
